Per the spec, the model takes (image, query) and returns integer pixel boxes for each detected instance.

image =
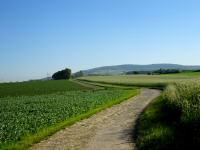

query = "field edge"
[134,95,177,150]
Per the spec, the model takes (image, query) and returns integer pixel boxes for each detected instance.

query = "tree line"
[126,69,181,75]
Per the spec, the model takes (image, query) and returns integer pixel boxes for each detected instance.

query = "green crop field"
[0,79,138,150]
[0,80,89,97]
[79,72,200,88]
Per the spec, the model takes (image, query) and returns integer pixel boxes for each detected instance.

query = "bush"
[52,68,71,80]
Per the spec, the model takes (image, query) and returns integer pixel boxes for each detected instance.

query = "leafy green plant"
[0,89,137,149]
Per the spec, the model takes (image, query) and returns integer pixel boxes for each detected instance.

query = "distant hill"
[80,64,200,75]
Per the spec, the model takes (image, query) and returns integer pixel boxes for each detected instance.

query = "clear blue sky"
[1,0,200,82]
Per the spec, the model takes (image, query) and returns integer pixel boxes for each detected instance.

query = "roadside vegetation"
[135,81,200,150]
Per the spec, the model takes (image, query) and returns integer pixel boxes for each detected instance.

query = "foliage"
[193,70,200,72]
[153,69,180,74]
[52,68,71,80]
[163,82,200,149]
[136,81,200,150]
[126,69,181,75]
[0,80,89,97]
[126,71,151,75]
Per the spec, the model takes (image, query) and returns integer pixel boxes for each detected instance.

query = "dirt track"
[30,89,160,150]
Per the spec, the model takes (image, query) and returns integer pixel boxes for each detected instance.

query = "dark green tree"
[52,68,71,80]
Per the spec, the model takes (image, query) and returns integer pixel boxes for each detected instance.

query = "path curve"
[30,89,160,150]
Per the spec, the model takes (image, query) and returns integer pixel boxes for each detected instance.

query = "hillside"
[81,64,200,75]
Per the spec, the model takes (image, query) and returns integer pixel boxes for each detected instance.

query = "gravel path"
[30,89,160,150]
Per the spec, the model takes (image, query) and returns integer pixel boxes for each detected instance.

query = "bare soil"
[30,89,160,150]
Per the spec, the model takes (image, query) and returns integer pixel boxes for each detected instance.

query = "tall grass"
[136,81,200,150]
[163,81,200,149]
[164,82,200,122]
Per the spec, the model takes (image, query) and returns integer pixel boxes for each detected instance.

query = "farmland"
[79,72,200,88]
[1,72,200,150]
[0,80,138,150]
[0,80,90,98]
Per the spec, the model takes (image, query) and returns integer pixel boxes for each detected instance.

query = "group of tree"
[153,68,181,74]
[126,69,181,75]
[126,71,152,75]
[193,70,200,72]
[52,68,71,80]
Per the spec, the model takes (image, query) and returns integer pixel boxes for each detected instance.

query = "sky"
[1,0,200,82]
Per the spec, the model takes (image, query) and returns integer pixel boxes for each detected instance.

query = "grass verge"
[135,96,175,150]
[1,89,139,150]
[135,83,200,150]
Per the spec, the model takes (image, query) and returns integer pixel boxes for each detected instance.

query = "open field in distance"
[79,72,200,87]
[0,80,90,97]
